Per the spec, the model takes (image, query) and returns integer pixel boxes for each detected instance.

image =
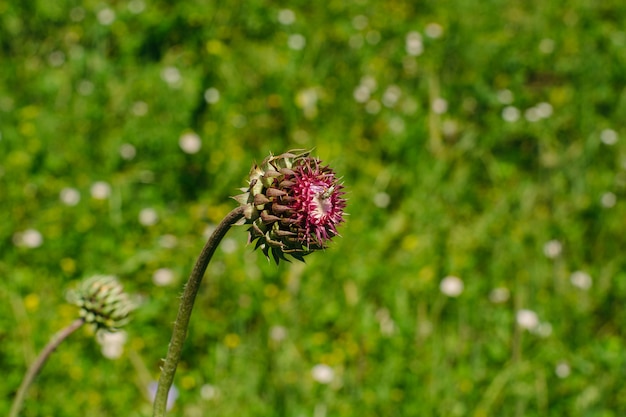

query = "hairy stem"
[9,317,85,417]
[153,206,245,417]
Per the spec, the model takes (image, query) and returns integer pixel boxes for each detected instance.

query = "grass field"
[2,1,626,416]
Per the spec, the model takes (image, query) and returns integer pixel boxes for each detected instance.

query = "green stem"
[153,206,245,417]
[9,317,85,417]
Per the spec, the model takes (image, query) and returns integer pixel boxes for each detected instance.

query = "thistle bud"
[67,275,135,331]
[234,150,346,263]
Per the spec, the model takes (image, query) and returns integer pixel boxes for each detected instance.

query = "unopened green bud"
[67,275,135,331]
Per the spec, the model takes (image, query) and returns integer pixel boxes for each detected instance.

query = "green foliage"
[2,0,626,415]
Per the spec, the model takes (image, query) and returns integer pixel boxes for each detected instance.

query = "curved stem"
[9,317,85,417]
[153,206,245,417]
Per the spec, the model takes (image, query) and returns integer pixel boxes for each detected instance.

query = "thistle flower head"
[67,275,135,331]
[234,150,346,263]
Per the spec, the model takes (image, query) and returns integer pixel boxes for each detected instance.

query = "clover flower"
[234,150,346,263]
[67,275,135,331]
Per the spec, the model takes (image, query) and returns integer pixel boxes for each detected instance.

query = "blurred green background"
[2,0,626,416]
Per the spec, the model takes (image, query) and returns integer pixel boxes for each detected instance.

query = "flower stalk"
[153,206,245,417]
[9,318,85,417]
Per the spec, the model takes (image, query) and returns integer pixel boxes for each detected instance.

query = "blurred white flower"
[220,237,238,254]
[278,9,295,25]
[91,181,111,199]
[601,192,616,208]
[600,129,618,145]
[204,87,220,104]
[153,268,176,286]
[523,102,553,122]
[60,187,81,206]
[425,22,444,38]
[13,229,44,248]
[382,85,402,108]
[543,240,562,259]
[440,276,464,297]
[442,120,458,137]
[132,101,149,116]
[311,364,334,384]
[269,325,288,342]
[203,224,216,239]
[389,117,406,134]
[296,88,318,119]
[516,309,539,330]
[128,0,145,14]
[524,107,541,122]
[159,234,178,248]
[570,270,592,290]
[555,361,571,378]
[497,89,514,104]
[353,84,371,103]
[360,75,377,92]
[119,143,136,160]
[139,208,159,226]
[405,31,423,56]
[352,15,368,30]
[77,80,94,96]
[432,97,448,114]
[536,102,553,118]
[179,132,202,154]
[161,66,181,86]
[489,287,510,304]
[97,8,116,25]
[48,51,65,67]
[97,330,127,359]
[373,192,390,208]
[288,34,306,50]
[200,384,219,400]
[502,106,520,122]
